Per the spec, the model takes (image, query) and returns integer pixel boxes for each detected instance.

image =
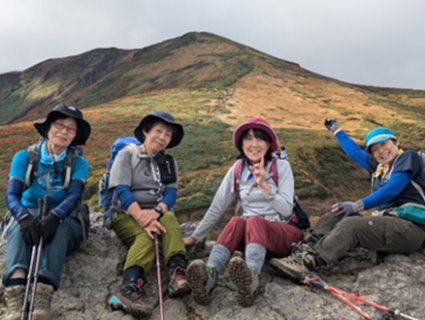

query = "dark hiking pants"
[3,217,83,290]
[306,211,425,265]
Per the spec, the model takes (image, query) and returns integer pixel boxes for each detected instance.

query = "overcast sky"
[1,0,424,90]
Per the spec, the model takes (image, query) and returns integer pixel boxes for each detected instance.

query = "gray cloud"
[1,0,424,89]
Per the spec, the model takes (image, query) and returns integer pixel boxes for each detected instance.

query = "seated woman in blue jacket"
[4,104,91,320]
[271,118,425,281]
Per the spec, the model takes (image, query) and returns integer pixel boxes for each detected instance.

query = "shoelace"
[129,278,146,303]
[290,242,302,254]
[131,278,145,292]
[171,266,186,283]
[287,253,306,265]
[291,241,310,255]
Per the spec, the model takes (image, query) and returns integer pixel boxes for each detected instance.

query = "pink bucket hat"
[233,117,279,153]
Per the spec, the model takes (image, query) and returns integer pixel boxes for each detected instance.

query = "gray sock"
[245,243,266,274]
[207,244,231,273]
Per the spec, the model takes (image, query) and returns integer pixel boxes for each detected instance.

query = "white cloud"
[0,0,424,89]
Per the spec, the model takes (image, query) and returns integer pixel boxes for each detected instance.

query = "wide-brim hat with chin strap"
[233,117,279,153]
[365,127,397,153]
[134,111,184,149]
[34,103,91,146]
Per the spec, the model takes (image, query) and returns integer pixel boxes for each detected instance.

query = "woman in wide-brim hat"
[270,118,425,284]
[34,103,91,146]
[107,111,189,318]
[3,103,91,320]
[183,117,304,308]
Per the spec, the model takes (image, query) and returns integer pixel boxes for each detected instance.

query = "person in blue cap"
[270,118,425,282]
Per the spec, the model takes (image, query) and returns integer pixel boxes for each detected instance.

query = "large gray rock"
[0,213,424,320]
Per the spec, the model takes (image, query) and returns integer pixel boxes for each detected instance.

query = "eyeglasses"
[52,121,77,135]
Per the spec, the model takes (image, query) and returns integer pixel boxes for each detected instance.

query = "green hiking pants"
[112,211,186,273]
[306,211,425,265]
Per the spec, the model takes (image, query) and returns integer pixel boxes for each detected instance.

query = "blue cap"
[365,127,397,153]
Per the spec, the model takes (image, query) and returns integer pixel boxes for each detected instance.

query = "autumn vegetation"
[1,32,424,238]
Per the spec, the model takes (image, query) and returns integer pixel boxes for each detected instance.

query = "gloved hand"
[334,202,359,218]
[19,215,41,246]
[324,118,340,133]
[40,213,60,245]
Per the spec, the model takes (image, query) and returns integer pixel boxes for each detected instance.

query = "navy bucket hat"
[34,103,91,146]
[365,127,397,153]
[134,111,184,149]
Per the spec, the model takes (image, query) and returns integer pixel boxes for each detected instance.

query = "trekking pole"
[304,276,420,320]
[21,198,43,320]
[28,194,50,320]
[154,233,165,320]
[305,276,377,320]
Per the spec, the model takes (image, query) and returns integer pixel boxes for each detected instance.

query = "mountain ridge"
[4,31,423,126]
[0,31,305,125]
[0,31,424,221]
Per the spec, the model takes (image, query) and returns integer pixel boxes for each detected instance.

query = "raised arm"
[324,118,372,171]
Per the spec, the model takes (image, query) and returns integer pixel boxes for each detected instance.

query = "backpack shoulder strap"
[370,153,402,190]
[410,180,425,202]
[231,159,243,216]
[410,151,425,202]
[267,155,279,186]
[126,143,141,169]
[62,146,81,189]
[24,139,44,189]
[417,151,425,174]
[232,159,243,193]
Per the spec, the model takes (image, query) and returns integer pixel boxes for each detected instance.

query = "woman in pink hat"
[183,117,304,307]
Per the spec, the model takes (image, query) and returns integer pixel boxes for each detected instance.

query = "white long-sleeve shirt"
[191,158,295,241]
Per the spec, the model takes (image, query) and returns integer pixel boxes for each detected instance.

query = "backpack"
[232,151,311,230]
[99,137,141,212]
[99,136,178,213]
[106,136,141,172]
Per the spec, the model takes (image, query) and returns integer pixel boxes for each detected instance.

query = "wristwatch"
[154,206,164,220]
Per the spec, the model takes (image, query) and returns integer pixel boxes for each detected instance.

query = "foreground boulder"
[0,213,424,320]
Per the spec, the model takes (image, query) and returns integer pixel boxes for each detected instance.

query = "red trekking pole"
[304,275,420,320]
[154,233,165,320]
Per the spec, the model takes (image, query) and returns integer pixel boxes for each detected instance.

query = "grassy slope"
[1,32,425,234]
[0,32,309,126]
[4,87,423,226]
[0,32,257,125]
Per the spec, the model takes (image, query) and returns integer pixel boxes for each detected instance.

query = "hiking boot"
[32,283,54,320]
[168,256,191,298]
[109,277,153,318]
[227,256,259,307]
[269,242,312,270]
[291,241,311,256]
[186,259,217,305]
[4,285,26,320]
[270,253,316,283]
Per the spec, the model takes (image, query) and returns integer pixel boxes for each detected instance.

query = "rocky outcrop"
[0,213,424,320]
